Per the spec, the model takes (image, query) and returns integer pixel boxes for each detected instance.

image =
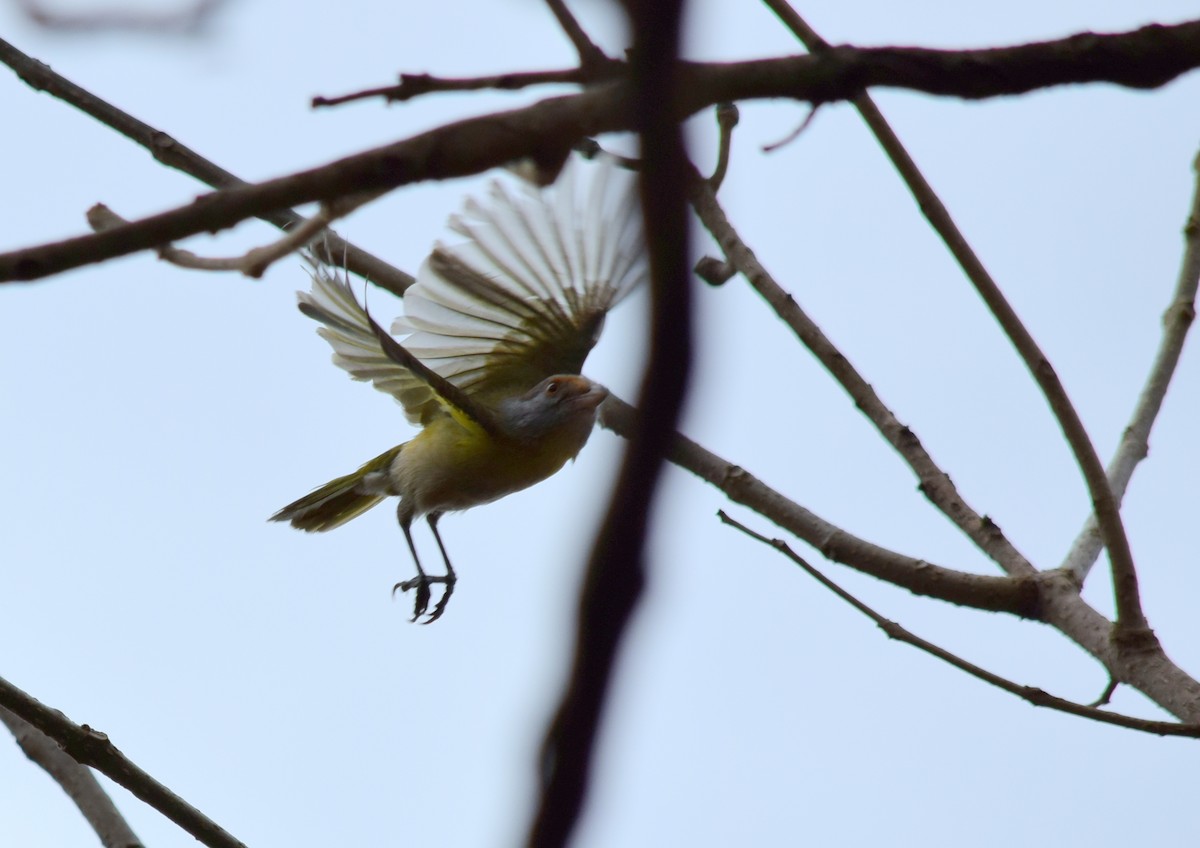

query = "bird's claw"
[393,573,456,624]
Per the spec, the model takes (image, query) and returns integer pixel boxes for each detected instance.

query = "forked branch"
[718,511,1200,739]
[763,0,1149,636]
[687,158,1038,580]
[0,675,245,848]
[0,706,142,848]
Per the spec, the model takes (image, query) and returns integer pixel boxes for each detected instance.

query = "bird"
[271,157,647,623]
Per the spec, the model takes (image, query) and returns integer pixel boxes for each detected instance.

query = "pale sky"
[3,1,1200,845]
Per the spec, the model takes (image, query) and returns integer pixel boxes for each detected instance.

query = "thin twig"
[1090,678,1120,708]
[693,255,736,286]
[88,190,379,278]
[708,103,739,189]
[575,138,640,171]
[89,204,331,276]
[718,511,1200,739]
[688,165,1038,578]
[313,3,624,111]
[528,1,689,844]
[0,676,246,848]
[0,36,413,296]
[1060,148,1200,581]
[762,0,1150,636]
[312,68,596,108]
[760,105,818,153]
[0,706,142,848]
[543,0,612,70]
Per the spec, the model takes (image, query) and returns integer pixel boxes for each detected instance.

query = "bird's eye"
[545,380,559,395]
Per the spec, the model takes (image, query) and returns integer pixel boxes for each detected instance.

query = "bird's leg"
[393,514,433,622]
[423,513,457,623]
[392,509,456,623]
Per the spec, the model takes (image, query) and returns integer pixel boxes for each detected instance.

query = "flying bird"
[271,158,647,622]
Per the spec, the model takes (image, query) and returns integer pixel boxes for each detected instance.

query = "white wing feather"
[298,261,438,424]
[299,156,647,424]
[395,157,647,387]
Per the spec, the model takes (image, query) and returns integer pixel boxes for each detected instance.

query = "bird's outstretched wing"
[298,156,646,425]
[297,258,449,426]
[394,156,647,403]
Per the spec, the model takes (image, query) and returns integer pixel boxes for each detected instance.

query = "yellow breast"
[391,415,593,516]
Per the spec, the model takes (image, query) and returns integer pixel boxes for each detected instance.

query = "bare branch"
[529,1,690,844]
[0,706,142,848]
[88,204,324,276]
[1060,148,1200,581]
[760,0,831,49]
[543,0,612,70]
[87,189,380,278]
[312,1,624,110]
[0,36,413,296]
[8,20,1200,283]
[1090,679,1120,708]
[719,512,1200,739]
[0,675,246,848]
[693,255,736,286]
[599,398,1040,615]
[763,0,1149,636]
[687,164,1038,579]
[708,103,738,189]
[312,68,600,109]
[574,138,640,172]
[760,105,818,153]
[0,83,618,284]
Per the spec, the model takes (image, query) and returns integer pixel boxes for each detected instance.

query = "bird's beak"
[579,381,609,410]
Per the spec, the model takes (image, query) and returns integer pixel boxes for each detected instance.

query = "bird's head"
[497,375,608,443]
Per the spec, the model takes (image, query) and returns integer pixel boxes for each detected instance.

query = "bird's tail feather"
[270,445,403,532]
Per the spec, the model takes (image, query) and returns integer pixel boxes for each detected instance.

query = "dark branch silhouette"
[528,1,691,845]
[5,20,1200,283]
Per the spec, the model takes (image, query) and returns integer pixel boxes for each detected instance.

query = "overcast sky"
[3,1,1200,845]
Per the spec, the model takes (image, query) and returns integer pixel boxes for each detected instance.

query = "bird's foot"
[393,572,456,624]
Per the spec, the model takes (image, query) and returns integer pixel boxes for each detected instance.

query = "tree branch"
[0,36,413,296]
[1060,148,1200,581]
[763,0,1149,636]
[7,20,1200,282]
[528,1,689,845]
[543,0,613,70]
[687,162,1039,579]
[0,675,245,848]
[87,188,379,278]
[0,706,143,848]
[312,0,623,111]
[718,511,1200,739]
[599,398,1040,616]
[707,102,738,189]
[311,68,603,109]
